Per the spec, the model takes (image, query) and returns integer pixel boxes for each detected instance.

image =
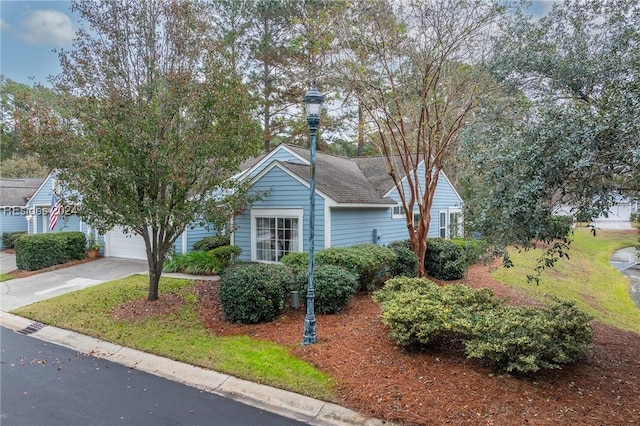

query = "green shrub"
[192,234,230,252]
[425,238,467,280]
[388,239,412,251]
[209,245,241,273]
[219,263,291,324]
[451,238,489,266]
[375,277,594,374]
[465,300,594,373]
[388,245,418,278]
[280,252,309,272]
[316,244,396,290]
[374,277,500,347]
[163,251,217,275]
[295,265,358,314]
[15,232,86,271]
[1,231,27,248]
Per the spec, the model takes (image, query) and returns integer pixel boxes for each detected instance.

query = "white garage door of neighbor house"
[106,226,147,260]
[597,204,632,222]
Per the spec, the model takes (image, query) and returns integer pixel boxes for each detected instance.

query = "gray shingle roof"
[0,177,47,206]
[279,145,397,205]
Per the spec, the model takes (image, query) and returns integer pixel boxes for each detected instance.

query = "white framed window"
[439,211,447,238]
[251,209,303,262]
[449,208,463,238]
[392,204,405,219]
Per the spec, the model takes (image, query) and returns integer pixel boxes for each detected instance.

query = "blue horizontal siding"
[330,208,409,247]
[0,215,28,249]
[236,165,324,261]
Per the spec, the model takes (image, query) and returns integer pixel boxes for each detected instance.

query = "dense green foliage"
[17,0,261,301]
[1,231,27,248]
[451,238,489,266]
[209,245,241,272]
[163,251,217,275]
[315,244,395,290]
[164,245,241,275]
[192,235,231,252]
[294,265,358,314]
[465,300,594,373]
[375,277,594,373]
[461,0,640,263]
[219,263,291,324]
[424,238,467,280]
[280,252,310,272]
[374,278,500,347]
[14,231,86,271]
[387,244,418,278]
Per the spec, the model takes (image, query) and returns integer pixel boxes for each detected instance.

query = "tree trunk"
[148,267,161,302]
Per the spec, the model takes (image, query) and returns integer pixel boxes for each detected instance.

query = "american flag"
[49,193,62,230]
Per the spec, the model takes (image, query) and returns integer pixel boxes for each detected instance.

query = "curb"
[0,311,391,426]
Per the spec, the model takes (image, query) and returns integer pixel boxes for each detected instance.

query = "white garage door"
[106,226,147,260]
[597,204,632,221]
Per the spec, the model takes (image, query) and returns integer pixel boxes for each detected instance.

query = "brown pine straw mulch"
[113,263,640,426]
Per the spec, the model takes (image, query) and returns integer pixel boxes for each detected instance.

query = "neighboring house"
[23,171,216,260]
[0,176,47,249]
[556,196,638,224]
[232,144,463,263]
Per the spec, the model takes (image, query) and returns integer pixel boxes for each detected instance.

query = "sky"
[1,0,77,86]
[0,0,558,88]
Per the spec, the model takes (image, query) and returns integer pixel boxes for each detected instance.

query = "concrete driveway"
[1,256,147,312]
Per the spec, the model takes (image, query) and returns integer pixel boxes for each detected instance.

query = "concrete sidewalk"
[0,256,389,426]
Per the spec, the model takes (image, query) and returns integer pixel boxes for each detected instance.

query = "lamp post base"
[302,316,317,346]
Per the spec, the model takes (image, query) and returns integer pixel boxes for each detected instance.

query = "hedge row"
[1,231,27,248]
[374,277,594,374]
[15,232,86,271]
[281,243,397,290]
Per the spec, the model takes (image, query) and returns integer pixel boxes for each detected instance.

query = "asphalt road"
[0,327,306,426]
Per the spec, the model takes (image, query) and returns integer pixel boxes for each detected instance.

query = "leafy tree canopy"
[460,0,640,276]
[16,0,261,300]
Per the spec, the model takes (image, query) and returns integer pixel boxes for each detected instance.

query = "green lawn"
[11,275,335,401]
[493,228,640,332]
[0,273,14,282]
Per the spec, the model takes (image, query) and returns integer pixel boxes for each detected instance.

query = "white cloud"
[21,10,75,47]
[0,18,10,31]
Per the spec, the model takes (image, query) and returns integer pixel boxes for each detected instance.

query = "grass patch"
[11,274,335,401]
[0,273,14,282]
[493,228,640,333]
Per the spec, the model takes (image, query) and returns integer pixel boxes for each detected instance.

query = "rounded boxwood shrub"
[192,235,230,252]
[425,238,467,280]
[316,244,395,290]
[219,263,291,324]
[295,265,358,314]
[465,300,594,373]
[280,252,309,272]
[374,277,500,347]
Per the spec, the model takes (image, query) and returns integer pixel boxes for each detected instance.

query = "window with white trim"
[449,209,463,238]
[392,205,405,218]
[439,211,447,238]
[252,210,302,262]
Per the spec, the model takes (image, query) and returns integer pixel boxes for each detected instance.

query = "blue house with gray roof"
[232,144,463,262]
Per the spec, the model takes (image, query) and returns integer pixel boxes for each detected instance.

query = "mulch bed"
[113,264,640,425]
